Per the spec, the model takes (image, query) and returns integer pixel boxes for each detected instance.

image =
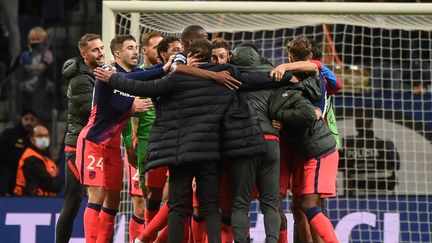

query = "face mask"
[35,137,50,149]
[30,42,44,50]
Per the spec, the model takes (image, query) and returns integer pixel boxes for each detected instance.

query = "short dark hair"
[189,39,212,62]
[157,36,181,60]
[286,35,312,61]
[110,35,136,55]
[21,109,38,118]
[310,40,322,61]
[181,25,205,41]
[78,33,101,51]
[141,31,164,47]
[211,38,231,51]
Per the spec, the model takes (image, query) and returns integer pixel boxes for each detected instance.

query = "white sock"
[134,238,144,243]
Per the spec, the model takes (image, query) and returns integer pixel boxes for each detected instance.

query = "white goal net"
[104,1,432,242]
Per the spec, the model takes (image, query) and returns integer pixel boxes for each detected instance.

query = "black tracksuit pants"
[168,160,221,243]
[230,139,281,243]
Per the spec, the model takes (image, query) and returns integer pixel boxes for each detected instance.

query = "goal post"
[103,1,432,243]
[102,1,432,61]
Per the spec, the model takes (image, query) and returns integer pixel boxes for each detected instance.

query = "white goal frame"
[103,2,432,242]
[102,1,432,61]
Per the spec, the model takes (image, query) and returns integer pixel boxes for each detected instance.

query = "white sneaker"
[134,238,144,243]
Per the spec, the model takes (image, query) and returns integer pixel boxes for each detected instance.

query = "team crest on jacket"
[89,171,96,180]
[134,181,139,190]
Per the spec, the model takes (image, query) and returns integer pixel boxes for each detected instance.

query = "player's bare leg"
[300,194,338,243]
[292,194,312,243]
[132,195,145,220]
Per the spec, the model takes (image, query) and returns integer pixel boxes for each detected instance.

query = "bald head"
[31,125,50,150]
[181,25,208,52]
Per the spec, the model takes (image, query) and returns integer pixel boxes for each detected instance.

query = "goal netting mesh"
[108,3,432,243]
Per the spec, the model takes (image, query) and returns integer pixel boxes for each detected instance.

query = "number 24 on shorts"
[87,155,104,171]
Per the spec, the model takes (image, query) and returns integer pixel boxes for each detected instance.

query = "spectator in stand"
[15,26,54,122]
[13,124,61,196]
[0,21,10,80]
[0,109,38,195]
[339,109,401,196]
[412,80,430,95]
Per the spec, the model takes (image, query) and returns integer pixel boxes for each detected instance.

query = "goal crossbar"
[102,1,432,61]
[103,1,432,15]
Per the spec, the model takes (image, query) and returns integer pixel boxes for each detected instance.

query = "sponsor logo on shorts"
[89,171,96,180]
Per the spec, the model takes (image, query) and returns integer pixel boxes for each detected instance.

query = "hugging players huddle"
[56,25,341,243]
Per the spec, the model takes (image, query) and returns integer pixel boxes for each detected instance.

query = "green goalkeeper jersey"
[136,108,156,189]
[135,63,158,188]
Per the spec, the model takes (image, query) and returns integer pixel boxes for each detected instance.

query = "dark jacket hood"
[62,57,92,80]
[231,46,273,72]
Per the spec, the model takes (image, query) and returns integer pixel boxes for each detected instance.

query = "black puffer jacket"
[269,77,336,159]
[62,57,95,147]
[108,63,266,171]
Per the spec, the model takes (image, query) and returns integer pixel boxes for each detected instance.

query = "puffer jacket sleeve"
[239,71,293,91]
[108,72,177,98]
[270,90,317,128]
[69,75,94,120]
[124,67,165,80]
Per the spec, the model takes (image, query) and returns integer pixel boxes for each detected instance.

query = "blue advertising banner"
[0,196,430,243]
[0,198,86,243]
